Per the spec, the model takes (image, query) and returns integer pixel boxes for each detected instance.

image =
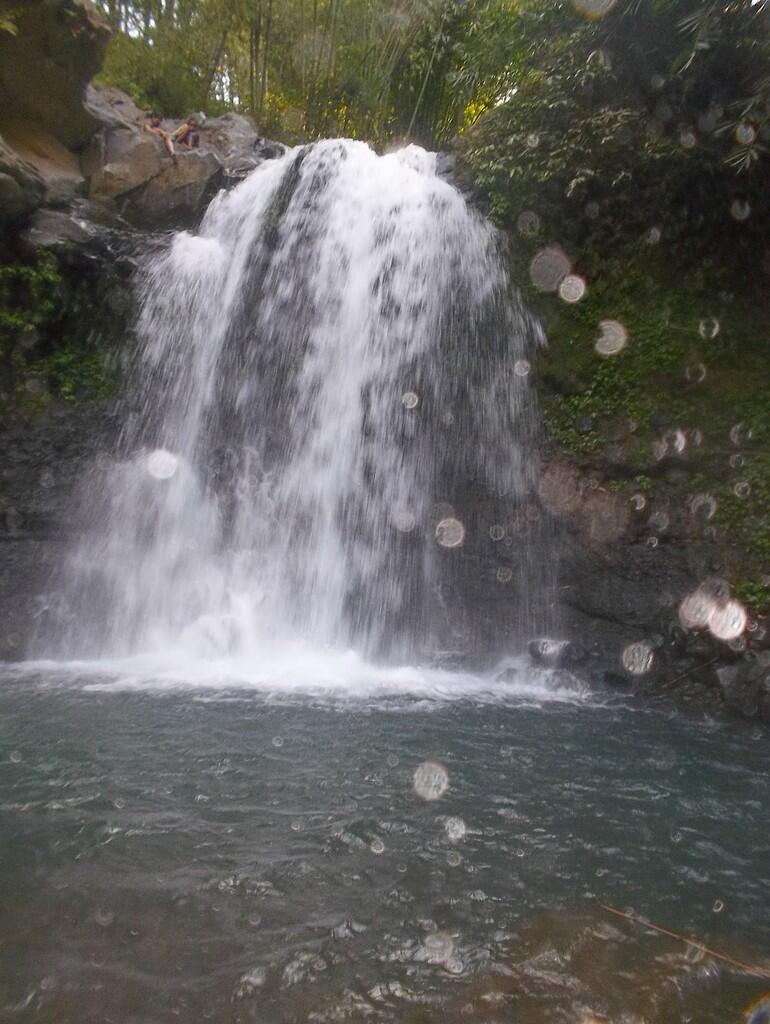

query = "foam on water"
[6,650,586,704]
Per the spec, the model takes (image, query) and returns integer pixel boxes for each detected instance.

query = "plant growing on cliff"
[0,255,61,346]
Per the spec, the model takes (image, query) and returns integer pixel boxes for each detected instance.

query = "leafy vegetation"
[0,254,121,410]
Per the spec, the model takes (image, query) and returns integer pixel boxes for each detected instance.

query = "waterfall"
[47,139,546,665]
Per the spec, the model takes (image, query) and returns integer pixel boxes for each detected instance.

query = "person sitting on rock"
[173,117,201,151]
[145,113,177,163]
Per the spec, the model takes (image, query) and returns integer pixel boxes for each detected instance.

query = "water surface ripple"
[0,667,767,1023]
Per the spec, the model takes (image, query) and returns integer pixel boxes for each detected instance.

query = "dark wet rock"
[597,670,629,687]
[20,207,96,252]
[120,150,224,230]
[0,122,84,205]
[0,135,46,224]
[83,83,145,132]
[528,638,587,668]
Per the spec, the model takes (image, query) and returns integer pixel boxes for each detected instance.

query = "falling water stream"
[47,139,547,671]
[1,142,767,1023]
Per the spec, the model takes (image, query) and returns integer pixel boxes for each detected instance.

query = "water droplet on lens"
[729,422,752,446]
[401,391,419,410]
[679,129,697,149]
[730,199,751,221]
[146,448,179,480]
[413,761,449,801]
[423,930,455,964]
[496,566,513,583]
[9,750,22,763]
[489,524,505,541]
[648,510,669,533]
[622,641,655,675]
[664,428,686,454]
[94,908,114,927]
[594,319,628,356]
[735,123,756,145]
[517,210,540,236]
[514,359,530,377]
[685,363,707,384]
[444,817,466,841]
[689,493,717,521]
[630,493,647,512]
[386,754,399,768]
[526,132,540,149]
[712,899,724,913]
[734,481,751,499]
[653,439,668,462]
[272,736,284,748]
[698,317,720,339]
[708,599,747,641]
[113,798,125,810]
[679,588,716,630]
[529,246,571,292]
[290,819,302,831]
[646,536,659,549]
[558,274,587,303]
[435,518,465,548]
[650,74,665,91]
[447,850,462,867]
[645,225,662,244]
[671,830,682,843]
[392,509,417,532]
[370,837,385,854]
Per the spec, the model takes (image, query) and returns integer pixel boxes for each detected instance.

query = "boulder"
[0,0,111,150]
[0,134,45,223]
[0,120,84,204]
[119,150,224,229]
[19,207,98,255]
[88,132,165,200]
[528,638,588,668]
[84,83,145,131]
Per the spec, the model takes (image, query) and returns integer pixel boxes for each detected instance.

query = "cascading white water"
[49,139,545,665]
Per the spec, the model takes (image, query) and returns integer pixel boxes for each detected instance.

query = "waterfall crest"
[49,139,545,663]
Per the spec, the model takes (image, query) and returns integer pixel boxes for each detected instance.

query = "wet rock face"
[0,0,111,151]
[0,406,117,661]
[539,459,770,723]
[0,136,46,224]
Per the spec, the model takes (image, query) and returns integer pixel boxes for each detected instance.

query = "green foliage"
[26,345,118,405]
[99,31,206,115]
[0,255,119,409]
[0,9,19,35]
[0,255,61,342]
[734,579,770,615]
[460,0,770,273]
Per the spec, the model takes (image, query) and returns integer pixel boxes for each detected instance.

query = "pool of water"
[0,661,768,1023]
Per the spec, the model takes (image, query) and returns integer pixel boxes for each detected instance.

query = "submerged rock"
[528,638,587,668]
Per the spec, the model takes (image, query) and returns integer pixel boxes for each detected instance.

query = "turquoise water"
[0,666,768,1022]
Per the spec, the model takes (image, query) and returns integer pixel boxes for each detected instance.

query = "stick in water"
[599,903,770,980]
